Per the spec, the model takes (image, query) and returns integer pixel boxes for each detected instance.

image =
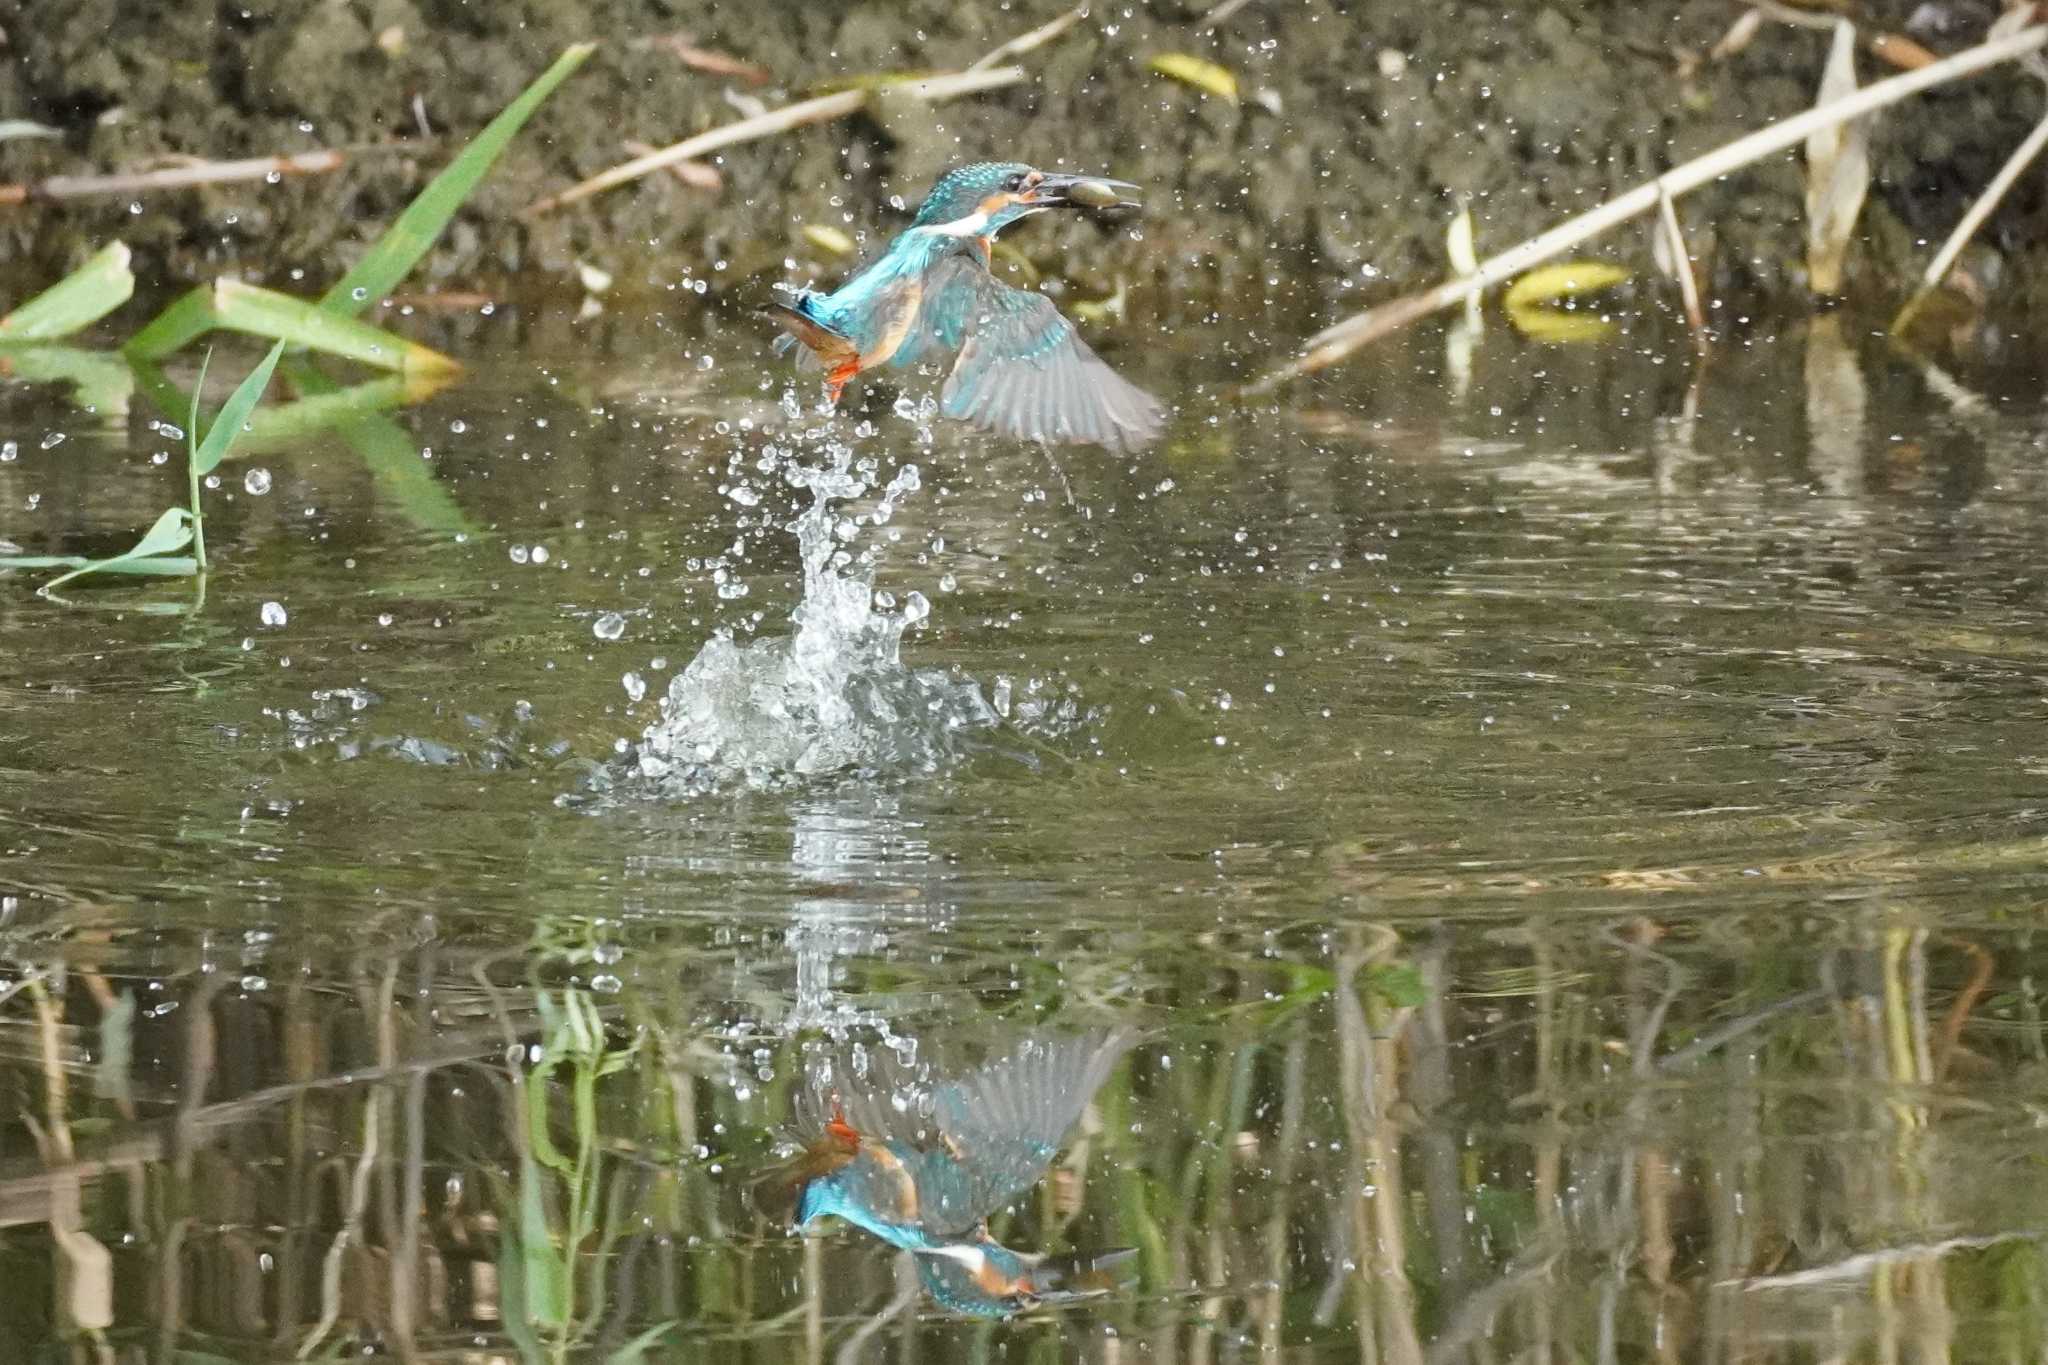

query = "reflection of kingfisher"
[761,1032,1137,1317]
[768,162,1165,453]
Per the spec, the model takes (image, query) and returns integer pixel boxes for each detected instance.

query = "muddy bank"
[2,0,2045,317]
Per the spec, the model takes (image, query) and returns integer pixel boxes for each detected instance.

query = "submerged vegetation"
[6,5,2048,1361]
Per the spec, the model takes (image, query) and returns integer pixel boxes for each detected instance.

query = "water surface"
[3,305,2047,1361]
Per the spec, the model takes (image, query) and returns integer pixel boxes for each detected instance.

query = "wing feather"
[896,256,1165,453]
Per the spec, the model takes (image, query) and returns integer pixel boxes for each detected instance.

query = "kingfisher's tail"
[764,295,856,369]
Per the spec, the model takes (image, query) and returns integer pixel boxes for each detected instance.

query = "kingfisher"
[768,162,1165,453]
[757,1031,1138,1317]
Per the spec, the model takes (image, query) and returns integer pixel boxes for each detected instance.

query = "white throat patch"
[919,210,992,239]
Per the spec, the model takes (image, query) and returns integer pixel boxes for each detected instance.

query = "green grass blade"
[122,285,219,362]
[193,339,286,478]
[0,242,134,342]
[127,281,459,373]
[321,43,596,316]
[36,508,195,595]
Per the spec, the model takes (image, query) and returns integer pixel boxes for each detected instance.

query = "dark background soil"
[2,0,2045,320]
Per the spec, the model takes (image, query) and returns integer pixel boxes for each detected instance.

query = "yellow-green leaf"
[802,225,856,257]
[1502,261,1629,311]
[1506,302,1616,344]
[1446,205,1478,277]
[0,242,134,342]
[1148,53,1238,103]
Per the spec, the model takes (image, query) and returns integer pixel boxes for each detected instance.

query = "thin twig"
[0,144,419,208]
[621,140,723,190]
[967,4,1090,72]
[1892,105,2048,332]
[522,67,1024,216]
[1199,0,1258,29]
[1656,182,1708,343]
[1243,21,2048,394]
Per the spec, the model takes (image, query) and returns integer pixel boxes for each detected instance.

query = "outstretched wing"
[911,1031,1135,1235]
[900,256,1164,453]
[783,1032,1136,1238]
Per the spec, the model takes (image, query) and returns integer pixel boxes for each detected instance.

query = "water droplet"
[39,432,65,450]
[243,467,272,495]
[260,601,288,627]
[509,545,530,565]
[449,419,467,433]
[351,286,368,301]
[377,613,394,627]
[0,442,15,462]
[531,545,550,564]
[593,612,627,641]
[938,573,958,593]
[265,170,282,184]
[622,671,647,702]
[696,354,715,371]
[727,485,760,507]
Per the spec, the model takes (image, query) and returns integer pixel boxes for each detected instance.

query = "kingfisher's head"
[911,162,1139,239]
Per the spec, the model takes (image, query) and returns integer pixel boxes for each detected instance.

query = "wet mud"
[1,0,2044,312]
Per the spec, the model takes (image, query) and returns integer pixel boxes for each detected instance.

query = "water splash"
[628,417,999,795]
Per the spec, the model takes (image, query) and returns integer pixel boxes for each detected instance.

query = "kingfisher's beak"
[1030,174,1142,211]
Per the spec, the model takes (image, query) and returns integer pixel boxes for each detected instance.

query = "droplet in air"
[39,433,65,450]
[260,601,288,627]
[243,468,272,495]
[593,612,627,641]
[622,671,647,702]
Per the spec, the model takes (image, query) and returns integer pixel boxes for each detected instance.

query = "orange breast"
[859,279,924,369]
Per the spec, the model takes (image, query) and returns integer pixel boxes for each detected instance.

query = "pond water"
[3,302,2048,1362]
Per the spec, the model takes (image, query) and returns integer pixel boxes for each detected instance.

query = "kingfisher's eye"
[1003,173,1026,192]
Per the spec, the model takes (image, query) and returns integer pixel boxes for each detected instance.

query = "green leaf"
[0,242,134,342]
[128,279,458,374]
[495,1215,551,1365]
[528,1067,575,1175]
[321,44,596,316]
[36,508,195,595]
[517,1151,571,1327]
[1365,962,1428,1010]
[192,338,286,477]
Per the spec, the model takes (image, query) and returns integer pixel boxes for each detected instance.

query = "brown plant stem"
[1892,105,2048,333]
[0,145,416,207]
[523,65,1028,217]
[1244,21,2048,395]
